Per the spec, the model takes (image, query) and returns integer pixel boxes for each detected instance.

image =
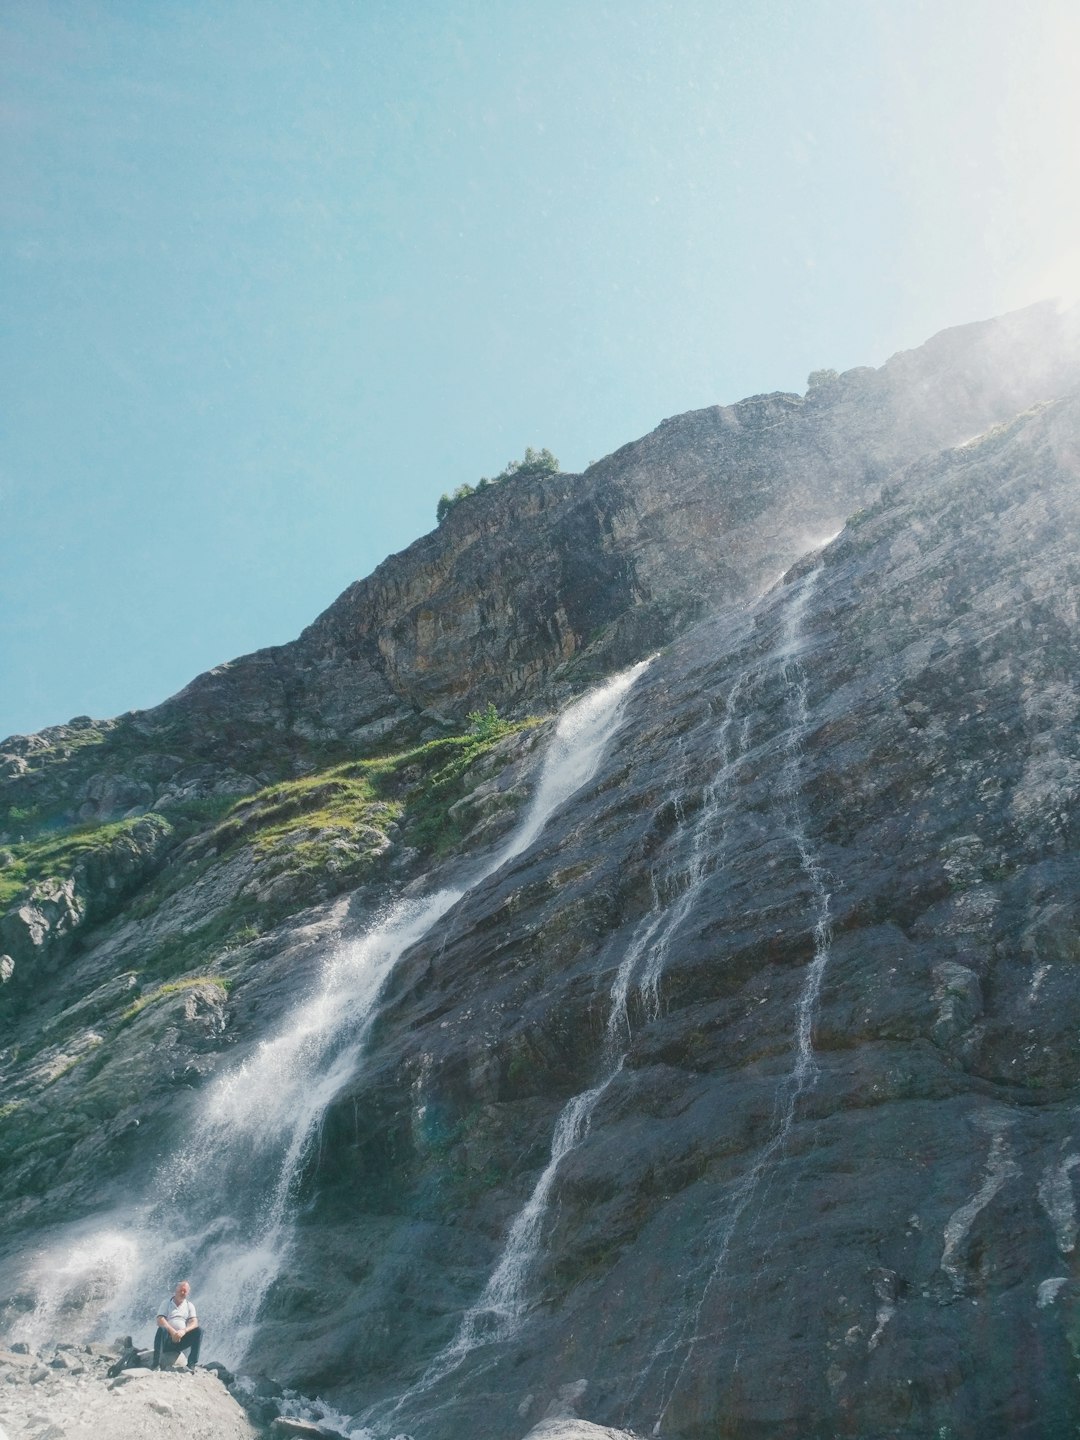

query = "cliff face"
[166,298,1080,731]
[3,304,1080,1440]
[4,302,1079,839]
[247,391,1080,1439]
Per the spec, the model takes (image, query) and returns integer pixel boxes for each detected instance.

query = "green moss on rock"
[0,814,174,911]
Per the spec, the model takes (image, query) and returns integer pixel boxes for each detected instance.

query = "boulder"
[0,877,84,971]
[269,1419,339,1438]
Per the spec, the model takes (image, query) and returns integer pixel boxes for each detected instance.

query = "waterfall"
[18,660,650,1366]
[649,565,833,1432]
[377,673,753,1427]
[634,673,748,1025]
[392,1069,621,1409]
[776,568,833,1095]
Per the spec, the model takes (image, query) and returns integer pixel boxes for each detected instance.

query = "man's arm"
[184,1309,198,1333]
[158,1312,185,1342]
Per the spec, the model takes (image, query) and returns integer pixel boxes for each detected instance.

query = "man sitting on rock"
[151,1278,202,1370]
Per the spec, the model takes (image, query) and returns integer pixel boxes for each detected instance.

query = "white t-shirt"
[159,1297,197,1330]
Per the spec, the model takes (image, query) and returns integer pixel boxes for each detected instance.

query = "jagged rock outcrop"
[3,306,1080,1440]
[0,815,172,988]
[150,302,1080,731]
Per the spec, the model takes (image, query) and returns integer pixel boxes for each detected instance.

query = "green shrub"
[436,482,477,521]
[466,703,512,741]
[437,447,560,522]
[488,446,560,483]
[807,368,839,389]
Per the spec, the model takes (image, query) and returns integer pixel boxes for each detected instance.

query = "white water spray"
[19,661,650,1366]
[776,570,833,1095]
[20,1230,140,1351]
[636,674,749,1023]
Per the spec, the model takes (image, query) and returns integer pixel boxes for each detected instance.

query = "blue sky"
[3,0,1079,739]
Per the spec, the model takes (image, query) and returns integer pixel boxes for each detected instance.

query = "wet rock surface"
[247,393,1080,1437]
[0,723,548,1232]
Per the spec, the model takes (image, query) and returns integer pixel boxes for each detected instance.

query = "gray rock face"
[210,300,1080,731]
[3,308,1080,1440]
[233,393,1080,1438]
[0,878,85,978]
[0,815,171,988]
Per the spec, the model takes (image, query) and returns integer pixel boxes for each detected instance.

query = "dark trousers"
[153,1324,202,1367]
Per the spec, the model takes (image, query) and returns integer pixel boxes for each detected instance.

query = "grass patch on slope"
[215,768,393,853]
[0,815,172,911]
[2,711,541,1071]
[208,712,540,869]
[392,734,511,855]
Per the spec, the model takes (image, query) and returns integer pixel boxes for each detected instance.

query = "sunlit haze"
[3,0,1079,737]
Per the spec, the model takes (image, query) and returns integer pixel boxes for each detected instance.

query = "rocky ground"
[0,1340,258,1440]
[522,1423,637,1440]
[0,1342,638,1440]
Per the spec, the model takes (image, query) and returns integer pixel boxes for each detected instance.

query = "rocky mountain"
[3,301,1080,1440]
